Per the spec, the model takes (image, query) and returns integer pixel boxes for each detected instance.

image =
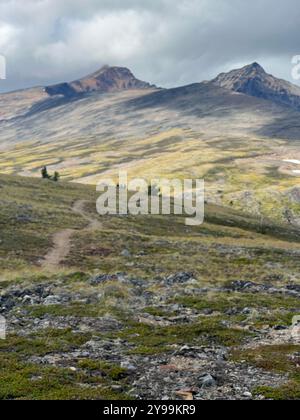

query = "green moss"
[0,353,129,400]
[231,344,300,374]
[110,318,251,355]
[232,344,300,400]
[0,331,131,400]
[26,303,129,320]
[27,304,101,318]
[254,382,300,400]
[62,271,90,284]
[173,293,300,318]
[0,329,92,357]
[77,360,128,381]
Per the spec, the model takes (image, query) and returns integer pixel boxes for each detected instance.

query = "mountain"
[212,62,300,110]
[45,65,155,98]
[1,62,300,227]
[1,63,300,146]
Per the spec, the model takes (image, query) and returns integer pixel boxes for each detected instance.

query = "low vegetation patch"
[232,345,300,400]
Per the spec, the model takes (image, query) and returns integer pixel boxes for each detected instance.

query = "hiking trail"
[42,200,102,268]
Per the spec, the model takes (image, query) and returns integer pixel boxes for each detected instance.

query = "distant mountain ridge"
[45,65,155,98]
[212,62,300,110]
[43,61,300,111]
[1,61,300,146]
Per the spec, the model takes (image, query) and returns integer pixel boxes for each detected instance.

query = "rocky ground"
[1,271,300,400]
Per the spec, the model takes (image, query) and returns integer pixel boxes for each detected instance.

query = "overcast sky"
[0,0,300,92]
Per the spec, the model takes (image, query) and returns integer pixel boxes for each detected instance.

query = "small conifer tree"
[41,166,50,179]
[53,171,60,182]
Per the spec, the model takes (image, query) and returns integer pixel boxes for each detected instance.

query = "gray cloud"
[0,0,299,92]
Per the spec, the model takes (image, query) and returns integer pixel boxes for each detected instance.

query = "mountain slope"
[0,87,48,121]
[1,62,300,142]
[1,173,300,400]
[0,65,156,121]
[1,76,300,145]
[212,62,300,110]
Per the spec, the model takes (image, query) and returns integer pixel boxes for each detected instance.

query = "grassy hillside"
[1,174,300,400]
[1,130,300,226]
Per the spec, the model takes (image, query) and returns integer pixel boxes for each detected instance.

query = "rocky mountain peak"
[212,62,300,110]
[245,62,265,73]
[212,62,267,90]
[45,65,154,98]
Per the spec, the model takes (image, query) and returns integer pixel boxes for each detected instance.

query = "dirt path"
[42,200,102,269]
[72,200,102,231]
[42,229,75,268]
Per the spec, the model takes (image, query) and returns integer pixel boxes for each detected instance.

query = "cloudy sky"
[0,0,299,92]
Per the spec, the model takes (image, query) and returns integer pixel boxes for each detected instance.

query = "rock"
[165,272,195,285]
[274,325,288,331]
[176,390,194,400]
[199,374,217,388]
[242,307,252,315]
[121,361,137,372]
[287,284,300,293]
[30,375,43,382]
[225,307,240,316]
[226,281,256,291]
[0,296,15,312]
[121,249,131,258]
[43,295,62,305]
[22,295,36,305]
[243,391,253,398]
[89,274,118,285]
[202,308,214,315]
[174,345,202,358]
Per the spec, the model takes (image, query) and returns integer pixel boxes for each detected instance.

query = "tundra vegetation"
[0,174,300,400]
